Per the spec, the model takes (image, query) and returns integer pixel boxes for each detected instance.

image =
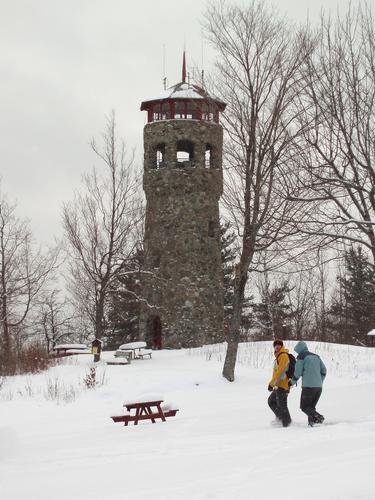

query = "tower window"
[202,103,214,122]
[161,103,171,120]
[153,104,161,121]
[176,140,194,166]
[186,102,193,119]
[175,102,184,119]
[177,151,190,163]
[156,143,166,169]
[205,144,212,168]
[174,101,195,119]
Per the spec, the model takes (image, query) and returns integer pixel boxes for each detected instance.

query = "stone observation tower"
[140,56,226,349]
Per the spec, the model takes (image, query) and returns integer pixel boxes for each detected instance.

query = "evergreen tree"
[106,223,253,347]
[105,246,144,350]
[330,246,375,344]
[220,221,253,338]
[253,279,292,340]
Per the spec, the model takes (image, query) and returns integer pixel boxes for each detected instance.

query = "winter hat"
[294,340,308,354]
[273,339,284,347]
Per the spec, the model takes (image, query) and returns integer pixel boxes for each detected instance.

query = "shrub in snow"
[83,367,96,389]
[82,366,107,389]
[0,342,53,376]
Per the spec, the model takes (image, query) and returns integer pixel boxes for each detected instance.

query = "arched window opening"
[156,143,166,169]
[177,151,190,163]
[205,144,212,168]
[176,140,194,167]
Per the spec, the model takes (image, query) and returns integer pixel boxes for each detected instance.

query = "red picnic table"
[111,399,178,426]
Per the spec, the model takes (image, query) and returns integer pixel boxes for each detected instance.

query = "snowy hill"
[1,341,375,500]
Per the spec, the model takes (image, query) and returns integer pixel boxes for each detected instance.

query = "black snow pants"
[300,387,323,424]
[268,388,291,427]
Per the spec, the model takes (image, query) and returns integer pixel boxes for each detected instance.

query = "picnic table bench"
[136,348,152,359]
[111,400,179,426]
[51,343,91,357]
[117,342,152,360]
[113,350,133,362]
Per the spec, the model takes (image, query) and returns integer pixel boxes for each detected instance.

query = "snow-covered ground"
[1,341,375,500]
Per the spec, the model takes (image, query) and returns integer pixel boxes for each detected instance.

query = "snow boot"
[314,414,325,424]
[270,418,282,427]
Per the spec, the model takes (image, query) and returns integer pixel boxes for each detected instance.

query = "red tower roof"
[141,52,226,123]
[141,81,225,108]
[140,81,226,123]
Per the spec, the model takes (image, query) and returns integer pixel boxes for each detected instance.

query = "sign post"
[91,338,102,362]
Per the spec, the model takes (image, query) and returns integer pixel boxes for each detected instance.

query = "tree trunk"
[95,293,105,340]
[222,263,248,381]
[1,291,13,373]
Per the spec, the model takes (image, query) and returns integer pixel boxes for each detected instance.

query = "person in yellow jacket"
[268,339,292,427]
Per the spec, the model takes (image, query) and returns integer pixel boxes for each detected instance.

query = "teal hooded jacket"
[291,341,327,388]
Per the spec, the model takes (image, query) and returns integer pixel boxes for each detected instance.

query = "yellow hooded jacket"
[269,346,290,390]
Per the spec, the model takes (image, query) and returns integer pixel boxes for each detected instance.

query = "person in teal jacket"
[290,341,327,426]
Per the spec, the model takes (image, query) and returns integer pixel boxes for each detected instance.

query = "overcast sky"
[0,0,352,245]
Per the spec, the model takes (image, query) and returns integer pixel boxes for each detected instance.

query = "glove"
[268,384,273,392]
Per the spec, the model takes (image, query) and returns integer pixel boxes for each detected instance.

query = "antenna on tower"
[201,30,205,88]
[162,44,167,90]
[182,50,186,83]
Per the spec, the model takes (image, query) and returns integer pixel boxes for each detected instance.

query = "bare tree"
[204,1,313,380]
[282,248,335,341]
[286,270,319,339]
[36,289,75,352]
[290,3,375,262]
[0,189,58,371]
[63,112,142,341]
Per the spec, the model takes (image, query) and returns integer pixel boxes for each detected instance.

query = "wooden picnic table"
[111,399,178,426]
[125,400,165,425]
[117,342,152,360]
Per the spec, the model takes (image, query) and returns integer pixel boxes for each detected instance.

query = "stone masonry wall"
[141,119,224,348]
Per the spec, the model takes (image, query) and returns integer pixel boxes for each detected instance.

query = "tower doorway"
[152,316,162,350]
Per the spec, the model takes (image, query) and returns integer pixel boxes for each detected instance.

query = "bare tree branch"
[63,111,142,340]
[203,0,315,381]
